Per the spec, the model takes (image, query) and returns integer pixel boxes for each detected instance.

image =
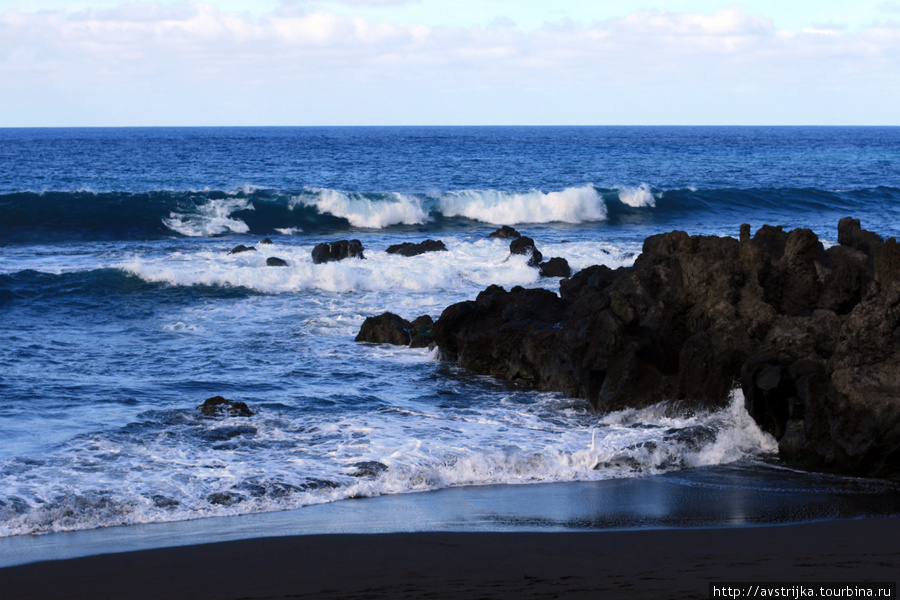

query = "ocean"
[1,126,899,541]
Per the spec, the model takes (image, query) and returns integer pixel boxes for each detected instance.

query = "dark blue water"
[1,126,898,243]
[1,126,898,538]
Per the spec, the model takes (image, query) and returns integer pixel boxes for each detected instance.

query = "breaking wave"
[0,390,775,536]
[1,185,897,243]
[437,185,607,224]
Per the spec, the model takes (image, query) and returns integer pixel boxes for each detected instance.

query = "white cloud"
[1,3,898,125]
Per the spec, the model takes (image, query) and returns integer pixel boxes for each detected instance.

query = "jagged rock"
[539,257,571,278]
[489,226,521,239]
[509,236,543,267]
[259,237,273,245]
[266,257,288,267]
[198,396,254,417]
[874,238,900,287]
[430,218,900,479]
[820,245,872,314]
[838,216,883,259]
[312,239,365,264]
[386,239,447,257]
[355,312,435,348]
[229,245,256,255]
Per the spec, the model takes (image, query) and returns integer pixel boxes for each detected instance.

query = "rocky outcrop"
[509,236,543,267]
[356,312,435,349]
[489,226,521,239]
[539,257,571,278]
[266,257,288,267]
[312,240,365,264]
[229,245,256,255]
[430,219,900,479]
[259,237,273,245]
[198,396,254,417]
[386,239,448,257]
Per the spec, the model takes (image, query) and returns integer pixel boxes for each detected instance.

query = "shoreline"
[2,463,898,567]
[3,518,898,599]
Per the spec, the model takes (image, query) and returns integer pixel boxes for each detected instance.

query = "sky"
[1,0,899,126]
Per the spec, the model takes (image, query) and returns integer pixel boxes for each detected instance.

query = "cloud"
[328,0,421,5]
[276,0,419,15]
[1,3,898,125]
[618,6,774,38]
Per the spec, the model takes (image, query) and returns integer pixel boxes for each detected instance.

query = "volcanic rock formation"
[424,218,900,478]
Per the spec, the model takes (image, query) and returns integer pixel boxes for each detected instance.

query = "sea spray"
[437,185,608,224]
[618,183,657,207]
[0,387,776,536]
[292,189,430,228]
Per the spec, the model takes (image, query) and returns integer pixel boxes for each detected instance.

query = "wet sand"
[2,518,899,599]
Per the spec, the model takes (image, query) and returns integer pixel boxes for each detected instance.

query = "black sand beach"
[3,519,898,599]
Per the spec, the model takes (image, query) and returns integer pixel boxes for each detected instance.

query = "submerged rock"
[430,219,900,479]
[266,257,288,267]
[151,495,180,508]
[349,461,389,477]
[229,245,256,255]
[198,395,254,417]
[259,237,273,245]
[208,491,244,506]
[385,239,447,257]
[312,239,365,264]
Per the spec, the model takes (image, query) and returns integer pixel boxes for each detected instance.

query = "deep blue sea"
[1,126,899,538]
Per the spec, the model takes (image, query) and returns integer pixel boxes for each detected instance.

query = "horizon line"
[2,124,899,129]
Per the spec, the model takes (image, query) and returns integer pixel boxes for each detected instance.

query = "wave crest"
[438,185,606,225]
[292,189,429,229]
[618,183,657,208]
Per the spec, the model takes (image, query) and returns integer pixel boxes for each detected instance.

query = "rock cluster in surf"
[312,239,366,264]
[360,218,900,479]
[228,239,287,266]
[490,226,572,278]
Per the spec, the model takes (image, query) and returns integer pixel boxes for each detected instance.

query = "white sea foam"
[0,388,775,536]
[118,238,545,295]
[438,185,606,224]
[293,189,430,228]
[163,197,252,237]
[618,183,657,208]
